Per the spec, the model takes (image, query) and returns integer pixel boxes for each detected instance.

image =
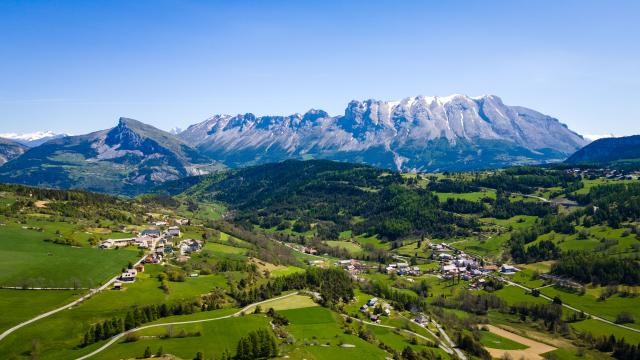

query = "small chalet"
[500,264,520,274]
[167,226,181,237]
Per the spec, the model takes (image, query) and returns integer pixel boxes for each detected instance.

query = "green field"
[94,313,270,360]
[571,319,640,344]
[479,329,529,350]
[280,306,392,360]
[244,294,317,313]
[324,240,362,254]
[540,286,640,330]
[0,289,82,333]
[0,221,139,288]
[0,265,230,359]
[270,265,305,277]
[434,190,496,202]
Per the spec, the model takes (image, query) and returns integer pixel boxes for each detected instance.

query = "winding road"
[501,277,640,334]
[346,315,459,358]
[75,292,299,360]
[0,253,147,342]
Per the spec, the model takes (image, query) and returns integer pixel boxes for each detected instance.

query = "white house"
[120,269,138,282]
[500,264,520,274]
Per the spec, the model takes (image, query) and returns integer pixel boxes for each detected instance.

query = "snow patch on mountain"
[0,131,67,147]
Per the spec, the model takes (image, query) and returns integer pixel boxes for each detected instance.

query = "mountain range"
[0,138,28,165]
[179,94,587,171]
[0,118,221,195]
[0,94,594,194]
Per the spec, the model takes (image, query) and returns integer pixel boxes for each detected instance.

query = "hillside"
[2,162,640,360]
[179,94,588,171]
[0,118,223,195]
[566,135,640,167]
[0,138,27,165]
[158,160,572,241]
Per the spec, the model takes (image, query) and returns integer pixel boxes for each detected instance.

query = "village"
[565,167,640,181]
[98,216,204,288]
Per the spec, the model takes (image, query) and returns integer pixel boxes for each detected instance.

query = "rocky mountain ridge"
[179,94,588,171]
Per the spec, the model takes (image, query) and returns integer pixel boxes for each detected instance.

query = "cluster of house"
[99,223,184,250]
[438,250,519,280]
[360,297,391,322]
[307,259,325,267]
[144,253,163,264]
[384,262,421,276]
[148,217,190,227]
[99,236,156,249]
[178,239,203,255]
[300,246,318,255]
[566,168,639,180]
[337,259,368,275]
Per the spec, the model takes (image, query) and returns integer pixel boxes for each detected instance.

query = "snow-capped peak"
[0,130,59,141]
[0,131,67,147]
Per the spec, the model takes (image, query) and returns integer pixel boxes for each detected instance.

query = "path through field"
[0,253,147,342]
[74,292,299,360]
[502,277,640,333]
[483,325,555,360]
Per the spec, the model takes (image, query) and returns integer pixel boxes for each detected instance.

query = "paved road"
[502,277,640,334]
[0,286,91,290]
[0,254,147,342]
[431,318,467,360]
[75,292,299,360]
[347,315,456,356]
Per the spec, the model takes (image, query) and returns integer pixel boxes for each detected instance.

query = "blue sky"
[1,0,638,137]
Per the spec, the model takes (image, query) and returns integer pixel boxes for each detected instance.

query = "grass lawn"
[434,190,496,202]
[509,268,546,288]
[479,329,528,350]
[280,306,391,360]
[571,319,640,344]
[199,241,247,261]
[324,240,362,254]
[94,313,270,360]
[0,289,83,333]
[0,221,139,288]
[270,266,305,277]
[529,225,640,254]
[354,234,390,250]
[245,294,317,313]
[540,286,640,330]
[0,265,230,359]
[493,285,548,306]
[366,324,444,356]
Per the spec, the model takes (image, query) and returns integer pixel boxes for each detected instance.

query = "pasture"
[93,313,270,360]
[0,289,82,333]
[0,265,230,359]
[280,306,391,360]
[0,221,138,288]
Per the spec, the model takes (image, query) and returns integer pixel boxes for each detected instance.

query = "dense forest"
[159,160,479,240]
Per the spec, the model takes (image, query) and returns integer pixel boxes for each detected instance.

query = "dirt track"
[484,325,556,360]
